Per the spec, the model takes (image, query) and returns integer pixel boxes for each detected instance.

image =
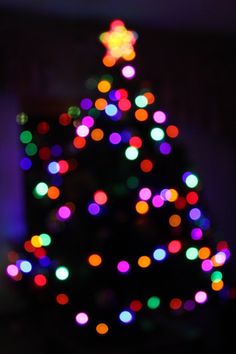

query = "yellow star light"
[99,19,138,67]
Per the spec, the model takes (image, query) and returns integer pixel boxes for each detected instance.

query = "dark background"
[0,1,235,353]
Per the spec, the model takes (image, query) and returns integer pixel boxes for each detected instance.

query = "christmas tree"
[7,19,230,338]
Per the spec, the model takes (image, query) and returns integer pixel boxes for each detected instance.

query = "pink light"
[194,291,207,304]
[122,65,136,79]
[82,116,94,128]
[57,206,71,220]
[201,259,213,271]
[139,188,152,201]
[117,260,130,273]
[75,312,89,325]
[76,125,89,137]
[6,264,19,277]
[152,195,164,208]
[153,111,166,123]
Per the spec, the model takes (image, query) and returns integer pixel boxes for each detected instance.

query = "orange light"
[166,125,179,138]
[91,128,104,141]
[103,55,116,67]
[143,92,155,104]
[169,214,181,227]
[135,201,149,214]
[88,254,102,267]
[135,109,148,121]
[73,136,86,149]
[96,323,109,335]
[95,98,107,110]
[137,255,151,268]
[198,247,211,259]
[97,80,111,93]
[48,186,60,200]
[212,280,224,291]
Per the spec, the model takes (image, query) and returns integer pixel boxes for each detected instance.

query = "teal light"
[150,127,165,141]
[135,95,148,108]
[35,182,48,197]
[185,247,198,260]
[185,174,199,188]
[55,266,69,280]
[211,271,222,282]
[125,146,139,160]
[39,233,51,246]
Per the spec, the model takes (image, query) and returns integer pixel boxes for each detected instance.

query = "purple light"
[51,175,63,186]
[109,90,118,101]
[189,208,201,220]
[88,203,100,215]
[75,312,89,325]
[122,65,136,79]
[80,98,93,110]
[183,300,195,311]
[153,111,166,123]
[139,188,152,201]
[82,116,94,128]
[39,256,51,267]
[121,130,132,143]
[198,217,211,230]
[109,132,122,145]
[159,142,171,155]
[194,291,207,304]
[20,157,32,170]
[182,171,192,183]
[191,228,203,240]
[117,260,130,273]
[51,145,62,157]
[152,195,164,208]
[57,206,71,220]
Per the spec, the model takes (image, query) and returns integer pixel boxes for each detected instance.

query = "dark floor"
[0,276,235,354]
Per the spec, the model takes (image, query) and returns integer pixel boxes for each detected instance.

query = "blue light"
[119,310,133,323]
[153,248,167,261]
[105,104,118,117]
[19,260,32,273]
[48,161,59,174]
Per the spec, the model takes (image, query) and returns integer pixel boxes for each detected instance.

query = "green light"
[101,74,113,83]
[186,174,199,188]
[88,108,100,118]
[150,127,165,141]
[126,176,139,189]
[20,130,32,144]
[16,112,28,125]
[39,233,51,246]
[35,182,48,196]
[68,106,81,119]
[85,77,98,89]
[25,143,37,156]
[135,95,148,108]
[55,266,69,280]
[147,296,160,309]
[125,146,139,160]
[211,271,222,282]
[185,247,198,260]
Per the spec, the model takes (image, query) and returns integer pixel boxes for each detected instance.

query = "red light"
[34,274,47,287]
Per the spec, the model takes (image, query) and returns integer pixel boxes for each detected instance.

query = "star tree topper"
[99,19,138,66]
